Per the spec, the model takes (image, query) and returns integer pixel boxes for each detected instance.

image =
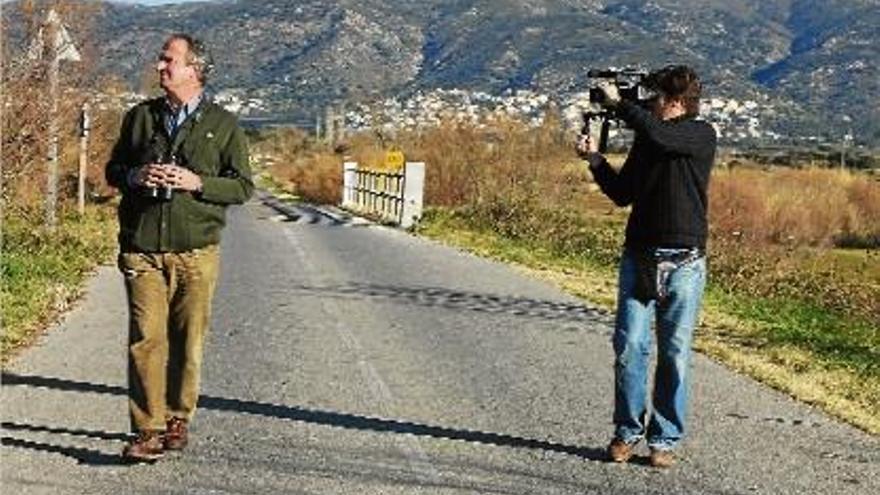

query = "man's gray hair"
[164,33,214,84]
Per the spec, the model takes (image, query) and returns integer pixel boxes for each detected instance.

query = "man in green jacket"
[106,33,253,463]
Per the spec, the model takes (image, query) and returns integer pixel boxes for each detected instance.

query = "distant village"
[101,87,849,150]
[208,87,788,146]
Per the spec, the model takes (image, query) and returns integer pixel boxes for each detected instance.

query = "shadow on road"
[260,195,356,227]
[1,436,126,466]
[1,421,129,442]
[280,282,610,325]
[1,372,607,466]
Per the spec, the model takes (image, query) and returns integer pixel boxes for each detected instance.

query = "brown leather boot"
[607,438,636,463]
[164,417,189,451]
[649,448,676,468]
[122,430,164,462]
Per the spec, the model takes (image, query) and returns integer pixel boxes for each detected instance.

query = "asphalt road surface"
[2,195,878,494]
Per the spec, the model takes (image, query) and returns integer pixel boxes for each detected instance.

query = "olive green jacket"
[105,96,254,253]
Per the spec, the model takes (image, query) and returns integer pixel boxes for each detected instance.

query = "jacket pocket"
[179,194,226,247]
[118,196,147,243]
[118,252,160,280]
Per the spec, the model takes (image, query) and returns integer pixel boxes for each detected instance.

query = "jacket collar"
[147,96,216,154]
[667,113,696,123]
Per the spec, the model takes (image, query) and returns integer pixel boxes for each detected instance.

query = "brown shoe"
[607,438,636,463]
[649,448,676,468]
[122,430,164,463]
[164,417,189,451]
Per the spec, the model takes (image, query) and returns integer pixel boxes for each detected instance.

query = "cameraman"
[576,65,716,468]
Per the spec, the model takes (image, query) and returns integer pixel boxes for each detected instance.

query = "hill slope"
[2,0,877,143]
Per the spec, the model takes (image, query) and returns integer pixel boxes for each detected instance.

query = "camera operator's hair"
[648,65,702,116]
[164,33,214,85]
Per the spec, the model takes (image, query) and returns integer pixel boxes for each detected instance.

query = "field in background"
[255,119,879,433]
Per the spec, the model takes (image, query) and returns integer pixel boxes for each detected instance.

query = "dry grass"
[268,153,343,205]
[706,167,879,323]
[253,128,343,204]
[710,166,880,247]
[2,2,124,219]
[409,115,578,209]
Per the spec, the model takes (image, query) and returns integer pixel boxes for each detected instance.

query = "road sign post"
[29,9,81,230]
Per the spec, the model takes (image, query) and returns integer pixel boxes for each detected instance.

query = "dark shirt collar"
[164,92,204,137]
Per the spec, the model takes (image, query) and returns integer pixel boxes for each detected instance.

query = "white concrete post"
[337,103,346,141]
[401,162,425,229]
[77,102,90,216]
[45,39,60,229]
[342,161,358,207]
[325,106,335,144]
[32,9,81,230]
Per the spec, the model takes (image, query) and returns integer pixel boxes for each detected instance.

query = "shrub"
[709,167,880,248]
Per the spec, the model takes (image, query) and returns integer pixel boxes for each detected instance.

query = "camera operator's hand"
[597,81,621,108]
[162,164,204,193]
[576,133,599,159]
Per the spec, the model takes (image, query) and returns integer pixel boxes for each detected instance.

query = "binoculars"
[147,185,174,201]
[145,152,179,202]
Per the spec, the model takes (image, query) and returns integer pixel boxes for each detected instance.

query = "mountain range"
[3,0,878,145]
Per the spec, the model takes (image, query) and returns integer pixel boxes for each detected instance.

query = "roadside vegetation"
[1,2,122,363]
[255,117,880,434]
[1,207,118,360]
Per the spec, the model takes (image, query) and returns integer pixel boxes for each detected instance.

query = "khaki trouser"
[119,245,220,432]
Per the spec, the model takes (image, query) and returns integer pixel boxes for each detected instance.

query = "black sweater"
[588,101,717,250]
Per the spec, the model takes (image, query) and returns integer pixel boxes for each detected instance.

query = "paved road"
[2,195,878,494]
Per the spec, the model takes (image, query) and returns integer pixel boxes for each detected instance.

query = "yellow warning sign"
[384,149,405,170]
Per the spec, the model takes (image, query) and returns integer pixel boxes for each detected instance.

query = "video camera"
[583,67,657,153]
[587,68,655,107]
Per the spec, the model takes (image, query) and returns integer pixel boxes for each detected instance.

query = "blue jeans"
[612,248,707,450]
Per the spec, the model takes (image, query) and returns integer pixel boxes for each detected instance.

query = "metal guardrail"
[341,161,425,228]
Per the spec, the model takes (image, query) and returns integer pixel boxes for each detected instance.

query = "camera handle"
[598,117,610,154]
[582,112,612,154]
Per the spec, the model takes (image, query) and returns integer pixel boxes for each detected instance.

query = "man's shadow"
[1,372,608,467]
[1,433,126,466]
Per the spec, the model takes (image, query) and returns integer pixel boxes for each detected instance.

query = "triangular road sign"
[27,9,81,62]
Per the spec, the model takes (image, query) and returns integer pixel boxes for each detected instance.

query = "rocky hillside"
[3,0,877,144]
